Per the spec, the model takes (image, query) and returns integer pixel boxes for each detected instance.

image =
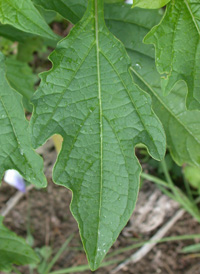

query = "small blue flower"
[126,0,133,4]
[4,170,26,193]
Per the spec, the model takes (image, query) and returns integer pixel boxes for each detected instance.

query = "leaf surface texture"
[30,0,165,269]
[132,0,171,9]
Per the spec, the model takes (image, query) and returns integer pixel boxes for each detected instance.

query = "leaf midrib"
[94,0,103,262]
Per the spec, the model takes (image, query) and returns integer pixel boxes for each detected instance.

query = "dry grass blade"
[111,208,185,273]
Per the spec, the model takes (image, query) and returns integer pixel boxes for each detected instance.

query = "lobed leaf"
[0,216,39,271]
[0,52,47,188]
[30,0,165,270]
[0,0,57,40]
[144,0,200,109]
[106,4,200,166]
[132,0,171,9]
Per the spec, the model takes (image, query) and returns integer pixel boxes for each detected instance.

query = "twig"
[0,185,34,217]
[111,208,185,273]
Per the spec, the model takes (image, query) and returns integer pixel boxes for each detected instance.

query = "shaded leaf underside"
[33,0,87,24]
[6,58,36,112]
[31,0,165,270]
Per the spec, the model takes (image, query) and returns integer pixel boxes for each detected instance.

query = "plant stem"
[183,176,193,202]
[44,234,73,274]
[160,159,174,186]
[141,172,171,188]
[107,234,200,258]
[160,159,200,222]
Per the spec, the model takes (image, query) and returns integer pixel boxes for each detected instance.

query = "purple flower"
[4,170,26,193]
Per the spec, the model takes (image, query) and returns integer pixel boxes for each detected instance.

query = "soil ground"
[1,167,200,274]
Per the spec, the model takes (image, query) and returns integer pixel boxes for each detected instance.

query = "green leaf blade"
[0,0,58,40]
[0,52,47,188]
[33,0,87,24]
[132,0,171,9]
[0,24,32,42]
[6,58,37,112]
[144,0,200,109]
[0,217,39,271]
[31,0,165,270]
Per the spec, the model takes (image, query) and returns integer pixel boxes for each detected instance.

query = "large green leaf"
[6,58,37,112]
[0,52,47,187]
[30,0,165,270]
[0,216,39,271]
[132,0,170,9]
[0,0,57,40]
[106,4,200,166]
[144,0,200,110]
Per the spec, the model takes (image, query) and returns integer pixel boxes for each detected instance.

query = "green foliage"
[181,243,200,253]
[30,239,71,274]
[105,0,124,2]
[105,3,200,167]
[30,0,165,269]
[1,0,200,271]
[32,0,87,24]
[0,24,32,42]
[184,165,200,190]
[17,37,44,63]
[0,0,58,40]
[132,0,170,9]
[36,5,57,24]
[144,0,200,109]
[6,58,37,111]
[0,216,39,271]
[0,52,47,187]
